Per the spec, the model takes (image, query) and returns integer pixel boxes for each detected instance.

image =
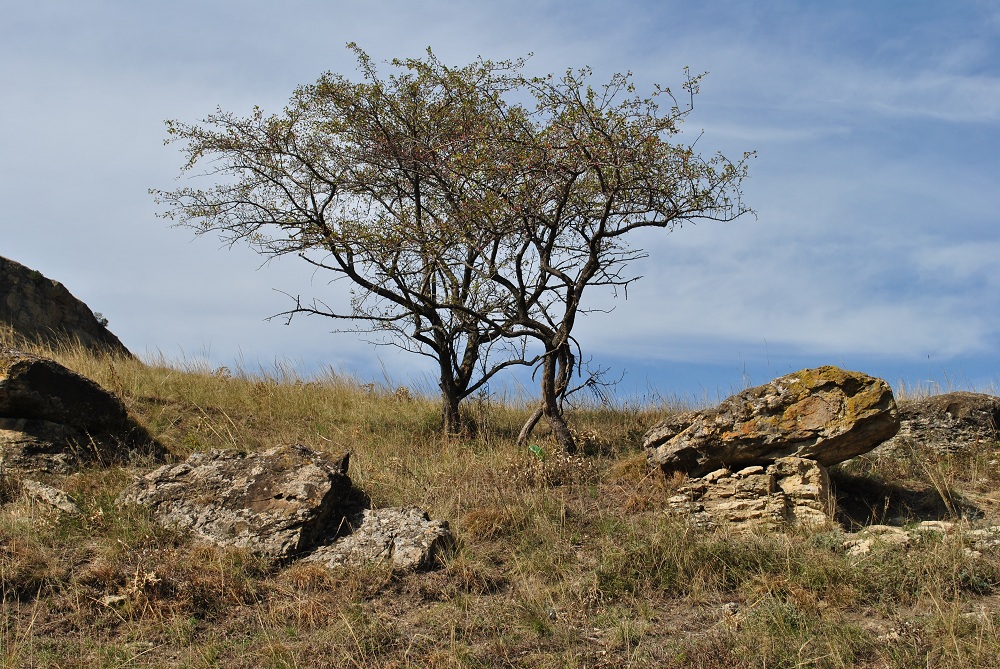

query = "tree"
[441,66,753,451]
[153,45,540,435]
[153,46,751,447]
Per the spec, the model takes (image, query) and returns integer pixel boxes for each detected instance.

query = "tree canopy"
[153,45,752,447]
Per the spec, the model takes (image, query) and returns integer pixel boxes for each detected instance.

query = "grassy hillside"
[1,333,999,668]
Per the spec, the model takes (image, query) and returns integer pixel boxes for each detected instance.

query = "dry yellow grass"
[1,330,1000,667]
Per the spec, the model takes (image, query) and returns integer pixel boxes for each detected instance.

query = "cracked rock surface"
[119,445,355,559]
[119,445,453,570]
[306,506,453,571]
[645,366,900,477]
[667,456,834,531]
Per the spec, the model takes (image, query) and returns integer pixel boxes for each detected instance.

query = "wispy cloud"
[2,0,998,392]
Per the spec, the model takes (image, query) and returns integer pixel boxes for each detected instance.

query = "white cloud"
[912,240,1000,285]
[2,0,999,393]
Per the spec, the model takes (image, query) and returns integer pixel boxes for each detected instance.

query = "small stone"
[843,539,872,556]
[99,594,128,607]
[914,520,956,534]
[20,478,82,515]
[863,525,909,537]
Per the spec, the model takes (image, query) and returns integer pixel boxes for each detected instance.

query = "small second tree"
[456,67,753,451]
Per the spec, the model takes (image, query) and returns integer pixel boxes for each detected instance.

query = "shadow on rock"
[0,348,165,472]
[118,445,453,572]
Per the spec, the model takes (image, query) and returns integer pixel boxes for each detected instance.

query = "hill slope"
[1,335,999,668]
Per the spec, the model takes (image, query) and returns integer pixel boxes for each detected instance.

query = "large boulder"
[118,445,454,569]
[646,366,899,477]
[118,445,355,560]
[0,348,129,432]
[0,255,131,357]
[0,348,161,472]
[879,391,1000,455]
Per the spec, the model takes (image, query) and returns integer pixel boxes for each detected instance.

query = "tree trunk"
[441,388,464,437]
[539,347,577,453]
[439,351,466,437]
[544,408,576,454]
[516,405,544,446]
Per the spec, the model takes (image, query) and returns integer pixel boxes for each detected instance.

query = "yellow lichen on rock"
[645,366,900,476]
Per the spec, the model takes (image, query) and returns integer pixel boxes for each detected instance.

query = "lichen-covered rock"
[118,445,354,559]
[878,392,1000,455]
[646,366,899,476]
[0,255,131,356]
[305,506,453,571]
[640,410,700,453]
[667,457,834,530]
[0,349,162,471]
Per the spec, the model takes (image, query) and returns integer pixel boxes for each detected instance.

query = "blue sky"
[2,1,999,401]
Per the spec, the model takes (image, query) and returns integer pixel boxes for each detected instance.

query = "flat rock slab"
[646,366,899,476]
[20,479,83,515]
[119,445,354,559]
[305,506,453,571]
[668,456,834,530]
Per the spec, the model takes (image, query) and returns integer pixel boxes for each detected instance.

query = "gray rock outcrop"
[118,445,355,560]
[119,445,453,570]
[0,348,162,472]
[667,457,834,530]
[0,255,131,356]
[305,506,453,571]
[840,521,1000,558]
[879,391,1000,455]
[646,366,900,477]
[19,478,83,515]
